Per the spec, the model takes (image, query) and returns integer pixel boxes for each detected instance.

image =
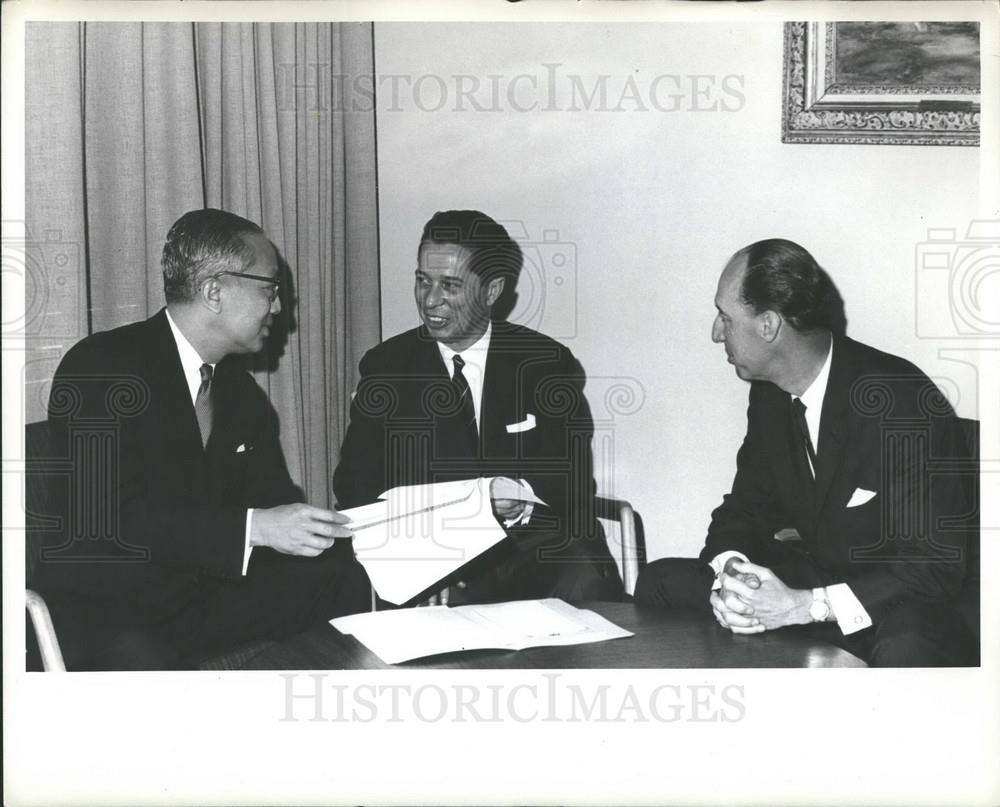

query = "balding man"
[635,239,976,666]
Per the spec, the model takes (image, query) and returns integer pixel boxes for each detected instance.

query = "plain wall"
[372,22,981,560]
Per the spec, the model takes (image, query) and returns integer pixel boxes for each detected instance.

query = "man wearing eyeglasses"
[33,208,370,670]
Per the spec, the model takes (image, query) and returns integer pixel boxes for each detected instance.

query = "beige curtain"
[25,21,381,507]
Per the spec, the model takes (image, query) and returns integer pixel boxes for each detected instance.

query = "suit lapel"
[480,323,520,455]
[204,356,244,453]
[148,310,205,457]
[409,327,472,471]
[145,310,210,491]
[411,326,450,408]
[479,332,517,456]
[768,386,816,523]
[814,337,853,513]
[202,355,249,499]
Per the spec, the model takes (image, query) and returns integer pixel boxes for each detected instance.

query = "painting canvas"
[831,22,979,89]
[783,21,981,145]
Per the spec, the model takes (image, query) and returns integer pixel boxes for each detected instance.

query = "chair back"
[24,420,54,586]
[595,496,646,598]
[953,417,979,641]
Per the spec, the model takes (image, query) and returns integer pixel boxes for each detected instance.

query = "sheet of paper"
[461,598,592,639]
[342,478,480,531]
[342,478,508,605]
[340,477,548,532]
[330,598,634,664]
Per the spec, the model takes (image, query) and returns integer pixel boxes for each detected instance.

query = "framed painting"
[782,21,980,145]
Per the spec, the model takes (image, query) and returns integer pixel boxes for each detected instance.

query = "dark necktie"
[195,363,214,448]
[791,398,817,479]
[451,355,478,454]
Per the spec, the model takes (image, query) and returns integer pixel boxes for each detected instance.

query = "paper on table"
[331,598,634,664]
[340,478,509,605]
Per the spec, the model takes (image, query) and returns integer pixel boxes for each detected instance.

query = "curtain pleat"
[140,23,206,293]
[25,21,381,506]
[24,23,89,418]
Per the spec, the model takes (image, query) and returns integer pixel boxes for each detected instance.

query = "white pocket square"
[236,443,247,453]
[847,487,876,508]
[505,413,536,434]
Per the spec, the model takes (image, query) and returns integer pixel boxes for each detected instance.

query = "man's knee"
[303,554,371,622]
[334,559,373,616]
[634,558,714,611]
[869,601,977,667]
[550,561,620,602]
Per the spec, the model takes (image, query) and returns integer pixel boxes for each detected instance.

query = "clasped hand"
[250,503,354,557]
[710,559,811,633]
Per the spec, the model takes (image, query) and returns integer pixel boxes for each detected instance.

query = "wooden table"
[244,602,867,669]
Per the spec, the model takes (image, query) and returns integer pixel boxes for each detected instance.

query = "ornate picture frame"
[782,21,980,146]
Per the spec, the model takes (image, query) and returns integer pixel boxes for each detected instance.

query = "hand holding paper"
[490,476,546,520]
[250,503,353,557]
[337,477,547,605]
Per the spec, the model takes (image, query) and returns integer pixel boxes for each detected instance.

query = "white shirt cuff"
[826,583,873,635]
[709,551,749,590]
[242,509,255,576]
[502,479,535,528]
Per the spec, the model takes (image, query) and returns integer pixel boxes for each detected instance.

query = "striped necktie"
[452,354,478,454]
[195,363,214,447]
[791,398,817,479]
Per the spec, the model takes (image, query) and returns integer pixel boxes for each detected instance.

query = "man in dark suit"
[333,210,618,604]
[634,239,976,666]
[35,209,370,670]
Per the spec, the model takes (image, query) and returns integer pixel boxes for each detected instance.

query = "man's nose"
[711,315,724,343]
[424,283,443,308]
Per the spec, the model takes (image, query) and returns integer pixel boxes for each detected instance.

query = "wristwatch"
[809,587,831,622]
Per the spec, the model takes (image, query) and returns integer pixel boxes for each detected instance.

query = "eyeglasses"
[210,270,281,302]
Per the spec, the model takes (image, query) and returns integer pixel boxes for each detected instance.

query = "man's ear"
[200,277,223,313]
[485,277,505,307]
[759,310,782,343]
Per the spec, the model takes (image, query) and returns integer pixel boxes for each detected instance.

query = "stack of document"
[331,598,633,664]
[339,478,545,605]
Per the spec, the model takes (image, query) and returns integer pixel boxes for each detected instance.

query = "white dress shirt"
[795,338,833,478]
[165,309,255,575]
[435,322,534,525]
[436,323,491,427]
[712,338,872,635]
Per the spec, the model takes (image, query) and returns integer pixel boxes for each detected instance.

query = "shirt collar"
[436,321,492,373]
[797,336,833,413]
[165,308,215,402]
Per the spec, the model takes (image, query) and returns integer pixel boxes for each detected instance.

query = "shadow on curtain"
[25,21,381,507]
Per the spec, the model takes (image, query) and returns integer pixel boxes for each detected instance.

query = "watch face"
[810,601,830,622]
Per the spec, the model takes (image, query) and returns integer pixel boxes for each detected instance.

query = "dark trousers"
[634,557,978,667]
[37,544,371,671]
[401,526,621,607]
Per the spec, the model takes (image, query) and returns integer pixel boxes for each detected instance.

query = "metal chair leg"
[26,589,66,672]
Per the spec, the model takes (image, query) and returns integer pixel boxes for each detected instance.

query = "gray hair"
[162,208,264,303]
